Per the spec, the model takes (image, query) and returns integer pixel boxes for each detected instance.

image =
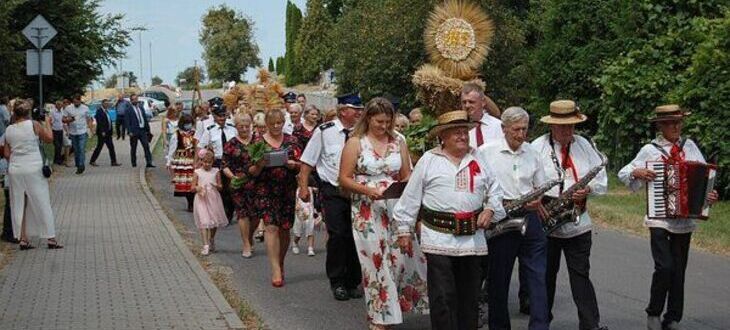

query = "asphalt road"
[148,151,730,330]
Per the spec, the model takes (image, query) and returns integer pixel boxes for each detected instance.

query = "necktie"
[561,144,579,182]
[135,105,143,127]
[476,122,484,146]
[220,125,227,144]
[343,128,351,141]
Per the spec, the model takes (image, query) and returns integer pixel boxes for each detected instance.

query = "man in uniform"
[298,93,363,301]
[478,107,550,330]
[198,105,237,223]
[282,91,297,134]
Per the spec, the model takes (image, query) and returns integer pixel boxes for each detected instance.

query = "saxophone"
[486,178,563,238]
[542,139,608,234]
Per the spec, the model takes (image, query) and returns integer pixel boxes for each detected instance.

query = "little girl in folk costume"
[193,149,228,255]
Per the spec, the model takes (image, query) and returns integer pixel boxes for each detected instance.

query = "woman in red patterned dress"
[245,110,301,287]
[166,114,197,211]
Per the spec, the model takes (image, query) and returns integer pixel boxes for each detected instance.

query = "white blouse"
[393,147,506,256]
[618,136,706,233]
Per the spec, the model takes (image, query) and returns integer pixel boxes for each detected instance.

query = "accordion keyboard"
[647,162,666,218]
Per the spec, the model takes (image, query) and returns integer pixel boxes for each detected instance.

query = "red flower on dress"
[379,239,386,254]
[399,296,412,312]
[373,253,383,271]
[380,212,389,229]
[359,201,371,220]
[379,287,388,302]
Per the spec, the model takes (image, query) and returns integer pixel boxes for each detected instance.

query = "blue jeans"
[488,213,549,330]
[70,133,88,170]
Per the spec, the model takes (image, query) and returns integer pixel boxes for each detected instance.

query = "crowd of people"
[156,80,719,330]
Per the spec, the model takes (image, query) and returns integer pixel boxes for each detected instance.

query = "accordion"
[646,161,717,220]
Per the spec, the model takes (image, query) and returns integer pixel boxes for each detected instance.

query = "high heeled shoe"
[19,240,35,250]
[271,279,285,288]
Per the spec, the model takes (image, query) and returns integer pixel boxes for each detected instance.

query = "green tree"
[295,0,335,83]
[175,66,206,90]
[332,0,436,106]
[285,1,304,85]
[200,5,261,83]
[268,58,275,72]
[151,75,163,86]
[597,0,727,169]
[1,0,130,100]
[103,71,137,88]
[275,56,286,74]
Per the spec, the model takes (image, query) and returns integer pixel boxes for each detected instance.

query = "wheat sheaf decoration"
[424,0,494,80]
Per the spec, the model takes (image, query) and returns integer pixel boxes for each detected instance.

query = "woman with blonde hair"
[161,105,180,153]
[244,110,301,287]
[339,97,428,328]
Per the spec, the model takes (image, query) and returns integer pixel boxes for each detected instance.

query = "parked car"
[179,98,195,116]
[138,96,166,115]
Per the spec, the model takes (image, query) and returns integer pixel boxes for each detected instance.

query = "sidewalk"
[0,120,243,329]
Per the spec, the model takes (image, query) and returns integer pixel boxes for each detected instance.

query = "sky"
[98,0,307,88]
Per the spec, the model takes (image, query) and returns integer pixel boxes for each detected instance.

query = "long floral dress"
[248,134,301,229]
[222,135,255,219]
[351,135,428,325]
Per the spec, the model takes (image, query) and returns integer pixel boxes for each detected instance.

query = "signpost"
[22,14,57,109]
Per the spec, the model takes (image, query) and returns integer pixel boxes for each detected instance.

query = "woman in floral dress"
[292,105,319,149]
[166,114,196,211]
[245,110,301,287]
[339,98,428,329]
[222,112,259,258]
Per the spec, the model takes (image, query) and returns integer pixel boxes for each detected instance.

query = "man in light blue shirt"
[63,95,94,174]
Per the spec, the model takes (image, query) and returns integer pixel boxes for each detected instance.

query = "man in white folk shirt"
[393,109,506,330]
[617,104,718,330]
[478,107,550,330]
[298,93,364,301]
[198,104,237,224]
[531,100,608,330]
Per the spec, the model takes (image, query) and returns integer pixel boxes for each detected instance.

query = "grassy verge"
[592,174,730,255]
[149,138,265,329]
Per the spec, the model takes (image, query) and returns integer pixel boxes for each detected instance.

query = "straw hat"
[540,100,587,125]
[429,110,477,138]
[650,104,690,122]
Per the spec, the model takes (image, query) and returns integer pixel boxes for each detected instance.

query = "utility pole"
[149,41,153,85]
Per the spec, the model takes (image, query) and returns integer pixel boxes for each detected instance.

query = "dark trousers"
[129,132,152,166]
[646,228,691,325]
[426,253,482,330]
[52,129,64,164]
[320,182,361,289]
[90,132,117,164]
[116,116,126,139]
[213,159,234,221]
[518,260,529,305]
[546,231,601,330]
[1,187,13,240]
[488,214,549,330]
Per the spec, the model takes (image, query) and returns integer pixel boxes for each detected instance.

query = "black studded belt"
[419,207,483,236]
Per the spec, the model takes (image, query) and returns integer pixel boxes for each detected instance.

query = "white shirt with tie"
[131,103,145,128]
[299,118,350,186]
[469,113,504,148]
[198,123,237,159]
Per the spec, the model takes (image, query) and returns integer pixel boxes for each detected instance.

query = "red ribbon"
[468,160,481,193]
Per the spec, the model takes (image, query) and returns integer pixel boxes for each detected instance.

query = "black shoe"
[132,163,137,167]
[75,168,84,175]
[347,287,363,299]
[89,162,98,167]
[111,162,121,166]
[1,236,19,244]
[146,164,156,168]
[333,286,350,301]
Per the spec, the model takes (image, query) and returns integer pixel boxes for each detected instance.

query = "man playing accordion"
[618,104,718,330]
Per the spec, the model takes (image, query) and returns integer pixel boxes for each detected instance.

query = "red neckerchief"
[468,160,481,193]
[666,142,685,164]
[561,144,579,182]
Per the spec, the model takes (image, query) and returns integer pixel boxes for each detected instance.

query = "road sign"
[26,49,53,75]
[22,15,57,49]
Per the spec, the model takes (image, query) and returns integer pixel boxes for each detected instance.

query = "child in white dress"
[292,186,318,256]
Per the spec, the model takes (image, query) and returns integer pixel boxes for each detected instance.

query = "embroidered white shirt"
[617,136,706,234]
[531,134,608,238]
[392,148,506,256]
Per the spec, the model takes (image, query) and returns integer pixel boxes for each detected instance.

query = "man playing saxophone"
[531,100,609,330]
[478,107,550,330]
